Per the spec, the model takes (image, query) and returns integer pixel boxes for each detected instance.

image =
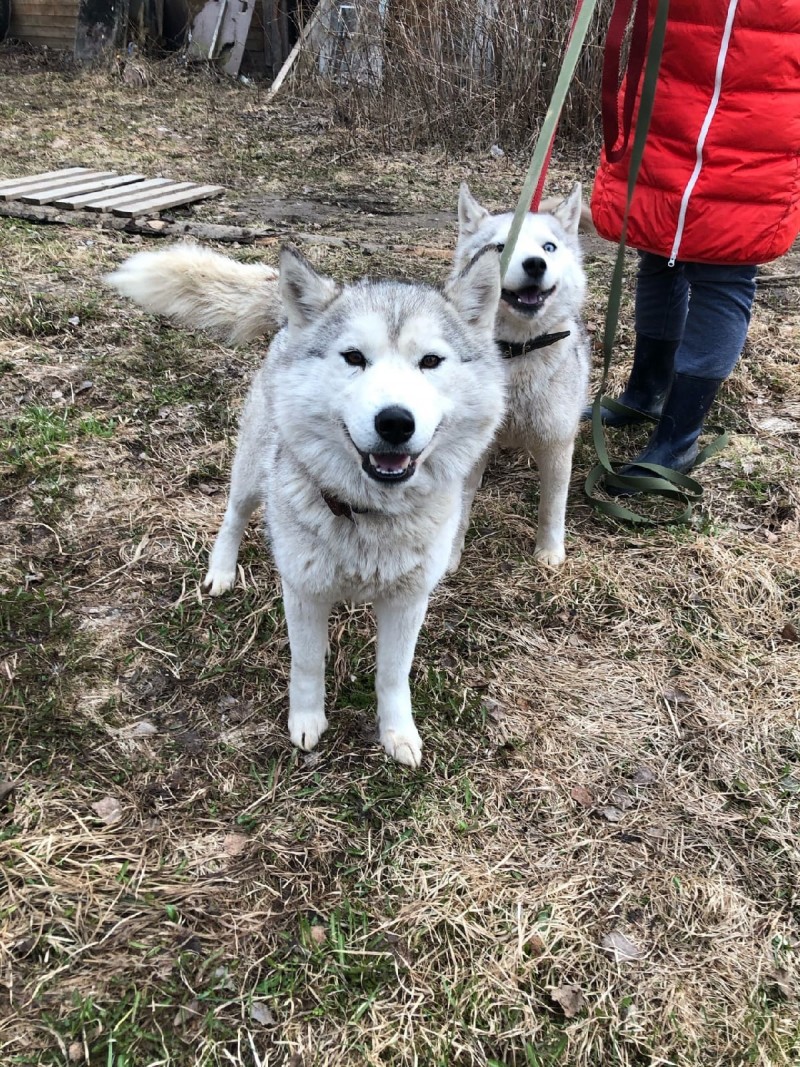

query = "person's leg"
[611,262,757,485]
[585,252,688,426]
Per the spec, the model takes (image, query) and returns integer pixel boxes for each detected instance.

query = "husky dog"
[111,246,505,767]
[449,184,590,569]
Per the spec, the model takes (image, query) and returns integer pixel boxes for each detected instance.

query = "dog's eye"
[419,354,444,370]
[494,243,505,253]
[543,241,557,253]
[341,349,367,368]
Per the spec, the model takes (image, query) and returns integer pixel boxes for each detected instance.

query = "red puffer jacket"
[591,0,800,265]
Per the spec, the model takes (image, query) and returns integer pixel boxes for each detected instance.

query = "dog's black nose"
[522,256,547,279]
[375,406,415,445]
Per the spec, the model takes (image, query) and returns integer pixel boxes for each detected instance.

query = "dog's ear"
[445,245,501,333]
[458,182,490,236]
[279,245,340,330]
[550,182,584,236]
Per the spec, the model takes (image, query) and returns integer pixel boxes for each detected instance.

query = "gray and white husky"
[112,246,505,766]
[449,184,590,569]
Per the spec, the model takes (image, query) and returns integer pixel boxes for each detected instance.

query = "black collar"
[322,491,368,521]
[498,330,571,359]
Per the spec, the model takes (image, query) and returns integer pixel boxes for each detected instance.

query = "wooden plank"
[51,174,147,208]
[219,0,256,76]
[112,184,224,216]
[11,15,79,28]
[81,177,176,210]
[10,0,75,13]
[90,181,199,214]
[18,172,121,204]
[0,170,109,201]
[0,167,88,193]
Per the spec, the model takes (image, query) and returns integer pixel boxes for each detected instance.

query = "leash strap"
[601,0,650,163]
[499,0,600,280]
[582,0,727,527]
[530,0,588,212]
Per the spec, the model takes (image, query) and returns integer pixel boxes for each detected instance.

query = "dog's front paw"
[289,709,328,752]
[203,565,237,596]
[533,544,566,569]
[446,547,463,575]
[381,725,423,768]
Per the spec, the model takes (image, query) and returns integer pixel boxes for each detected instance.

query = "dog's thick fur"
[448,184,590,569]
[108,243,281,345]
[173,246,505,766]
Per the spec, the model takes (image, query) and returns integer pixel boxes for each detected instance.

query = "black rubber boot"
[606,372,723,495]
[582,336,679,426]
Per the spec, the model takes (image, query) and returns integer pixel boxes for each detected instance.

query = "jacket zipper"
[668,0,741,266]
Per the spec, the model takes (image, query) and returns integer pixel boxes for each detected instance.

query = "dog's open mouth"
[362,452,417,484]
[501,285,556,315]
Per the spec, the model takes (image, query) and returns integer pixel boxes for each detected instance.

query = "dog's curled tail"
[105,243,281,344]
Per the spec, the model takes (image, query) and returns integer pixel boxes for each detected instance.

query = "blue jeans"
[634,252,757,380]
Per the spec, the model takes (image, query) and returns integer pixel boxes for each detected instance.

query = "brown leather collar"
[322,492,368,521]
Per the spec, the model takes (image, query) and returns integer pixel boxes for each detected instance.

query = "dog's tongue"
[371,453,411,474]
[516,286,543,305]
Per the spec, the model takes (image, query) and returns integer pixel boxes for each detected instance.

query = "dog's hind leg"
[203,400,263,595]
[373,593,428,768]
[447,455,489,574]
[283,585,332,752]
[530,437,575,568]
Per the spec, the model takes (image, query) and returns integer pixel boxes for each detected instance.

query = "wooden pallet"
[0,168,224,217]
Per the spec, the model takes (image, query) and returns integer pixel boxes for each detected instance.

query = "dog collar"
[322,491,367,521]
[498,330,571,359]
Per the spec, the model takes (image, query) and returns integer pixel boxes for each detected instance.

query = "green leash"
[584,0,729,525]
[499,0,600,280]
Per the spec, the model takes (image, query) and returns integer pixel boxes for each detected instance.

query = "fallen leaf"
[570,785,594,807]
[780,621,799,643]
[523,933,546,956]
[174,998,201,1027]
[309,924,327,946]
[630,765,656,786]
[550,983,585,1018]
[481,696,506,722]
[643,825,668,839]
[223,832,249,857]
[601,930,643,962]
[780,776,800,794]
[91,796,123,825]
[662,686,692,704]
[0,779,16,807]
[609,787,635,810]
[68,1042,84,1063]
[597,805,624,822]
[250,1001,276,1025]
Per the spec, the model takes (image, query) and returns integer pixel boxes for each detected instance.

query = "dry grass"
[1,47,799,1067]
[301,0,613,152]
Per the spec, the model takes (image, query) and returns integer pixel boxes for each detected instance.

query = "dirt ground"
[1,48,799,1067]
